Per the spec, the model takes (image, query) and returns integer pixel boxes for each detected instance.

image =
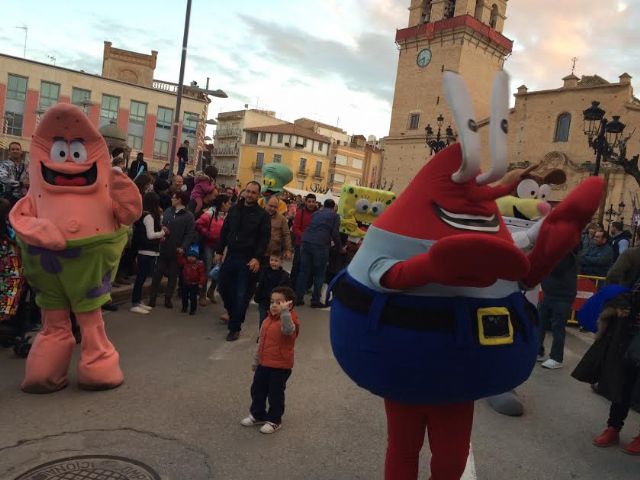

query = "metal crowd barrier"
[538,274,607,326]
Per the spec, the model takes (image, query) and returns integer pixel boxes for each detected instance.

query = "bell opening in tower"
[444,0,456,19]
[421,0,432,23]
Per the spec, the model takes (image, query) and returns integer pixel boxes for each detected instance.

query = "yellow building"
[383,0,511,192]
[0,41,212,171]
[238,124,331,190]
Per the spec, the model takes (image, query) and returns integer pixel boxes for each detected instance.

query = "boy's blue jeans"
[258,304,269,331]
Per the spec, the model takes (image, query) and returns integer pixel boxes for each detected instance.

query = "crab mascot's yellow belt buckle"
[476,307,514,346]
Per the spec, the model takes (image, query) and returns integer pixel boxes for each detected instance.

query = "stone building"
[383,0,511,192]
[0,42,212,171]
[490,73,640,227]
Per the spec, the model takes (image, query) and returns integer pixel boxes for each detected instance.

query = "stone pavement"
[1,298,639,479]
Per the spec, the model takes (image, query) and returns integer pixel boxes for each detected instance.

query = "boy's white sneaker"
[541,358,563,369]
[139,303,153,311]
[240,415,265,427]
[130,305,150,315]
[259,422,281,434]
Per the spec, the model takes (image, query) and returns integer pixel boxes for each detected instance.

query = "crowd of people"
[1,142,347,434]
[2,141,639,441]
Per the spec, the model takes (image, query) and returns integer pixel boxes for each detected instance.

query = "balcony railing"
[313,172,324,179]
[217,169,237,177]
[297,167,308,176]
[151,80,208,101]
[253,162,264,171]
[213,146,239,157]
[215,128,242,138]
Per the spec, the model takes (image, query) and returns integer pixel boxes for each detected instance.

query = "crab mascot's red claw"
[523,176,605,287]
[382,234,529,289]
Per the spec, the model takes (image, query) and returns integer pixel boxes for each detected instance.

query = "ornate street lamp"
[618,200,626,226]
[582,101,627,176]
[583,101,605,138]
[606,116,626,147]
[425,114,456,155]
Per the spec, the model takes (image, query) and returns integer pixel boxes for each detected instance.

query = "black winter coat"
[160,207,196,258]
[572,312,640,408]
[216,201,271,260]
[254,268,291,305]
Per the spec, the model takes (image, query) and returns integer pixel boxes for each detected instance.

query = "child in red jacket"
[177,244,206,315]
[240,286,299,434]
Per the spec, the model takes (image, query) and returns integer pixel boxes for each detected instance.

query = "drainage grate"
[14,455,160,480]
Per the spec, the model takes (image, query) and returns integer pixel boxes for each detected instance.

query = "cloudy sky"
[1,0,638,139]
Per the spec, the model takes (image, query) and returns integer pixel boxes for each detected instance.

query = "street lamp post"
[582,101,628,223]
[582,101,626,176]
[425,114,456,155]
[167,0,228,180]
[168,0,192,181]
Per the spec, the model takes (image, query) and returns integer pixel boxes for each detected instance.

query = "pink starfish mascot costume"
[329,72,604,479]
[9,103,142,393]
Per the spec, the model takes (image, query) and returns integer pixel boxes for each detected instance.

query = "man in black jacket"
[128,152,148,180]
[215,181,271,341]
[149,191,196,308]
[537,244,580,369]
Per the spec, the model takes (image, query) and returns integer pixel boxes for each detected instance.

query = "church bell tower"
[383,0,512,192]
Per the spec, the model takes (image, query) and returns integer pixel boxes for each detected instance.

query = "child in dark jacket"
[177,244,206,315]
[241,286,300,434]
[254,255,291,329]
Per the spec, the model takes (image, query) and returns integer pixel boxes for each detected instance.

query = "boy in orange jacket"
[241,286,299,434]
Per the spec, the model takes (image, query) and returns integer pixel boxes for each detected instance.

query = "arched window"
[444,0,456,19]
[474,0,484,20]
[421,0,432,23]
[554,113,571,142]
[489,4,499,28]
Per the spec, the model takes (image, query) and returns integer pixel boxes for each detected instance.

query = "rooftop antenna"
[571,56,578,75]
[16,25,27,58]
[47,55,56,66]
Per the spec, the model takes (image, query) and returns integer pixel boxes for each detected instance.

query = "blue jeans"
[132,254,156,305]
[177,160,186,176]
[218,254,252,332]
[537,295,573,362]
[258,303,269,331]
[296,242,329,303]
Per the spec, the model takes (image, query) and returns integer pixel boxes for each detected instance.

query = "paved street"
[1,299,639,480]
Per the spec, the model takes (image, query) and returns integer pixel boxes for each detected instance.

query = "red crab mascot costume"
[329,71,604,479]
[9,103,142,393]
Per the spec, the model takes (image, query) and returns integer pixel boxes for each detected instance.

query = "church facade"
[384,0,640,229]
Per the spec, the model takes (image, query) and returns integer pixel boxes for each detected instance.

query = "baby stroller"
[0,236,33,357]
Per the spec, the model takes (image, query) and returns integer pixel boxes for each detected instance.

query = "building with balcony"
[212,108,288,186]
[0,41,212,171]
[238,123,331,190]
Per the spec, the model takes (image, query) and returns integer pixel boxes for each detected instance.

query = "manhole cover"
[14,455,160,480]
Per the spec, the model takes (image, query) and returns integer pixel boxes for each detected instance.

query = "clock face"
[417,48,432,68]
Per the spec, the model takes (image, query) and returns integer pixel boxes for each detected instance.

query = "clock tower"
[383,0,513,192]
